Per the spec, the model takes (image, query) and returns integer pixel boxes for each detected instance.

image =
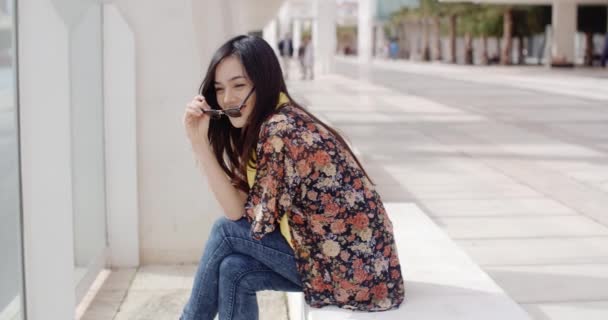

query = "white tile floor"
[82,61,608,320]
[81,266,288,320]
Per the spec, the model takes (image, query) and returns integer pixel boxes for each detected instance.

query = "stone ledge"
[288,202,532,320]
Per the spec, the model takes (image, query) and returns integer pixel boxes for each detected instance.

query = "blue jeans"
[180,217,302,320]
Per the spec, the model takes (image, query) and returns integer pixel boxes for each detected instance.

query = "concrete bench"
[287,203,532,320]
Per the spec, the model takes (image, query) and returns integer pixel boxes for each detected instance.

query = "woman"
[181,35,404,320]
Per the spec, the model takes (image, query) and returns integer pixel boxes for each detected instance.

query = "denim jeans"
[180,217,302,320]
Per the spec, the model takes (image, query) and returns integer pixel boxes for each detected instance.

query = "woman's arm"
[184,94,246,221]
[193,144,247,221]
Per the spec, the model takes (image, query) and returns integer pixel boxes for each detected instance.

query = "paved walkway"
[82,61,608,320]
[362,58,608,102]
[289,59,608,320]
[77,266,287,320]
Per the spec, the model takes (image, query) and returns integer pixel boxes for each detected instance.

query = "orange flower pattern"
[244,105,405,311]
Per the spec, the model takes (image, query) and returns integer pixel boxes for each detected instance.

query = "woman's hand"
[184,95,247,220]
[183,95,212,152]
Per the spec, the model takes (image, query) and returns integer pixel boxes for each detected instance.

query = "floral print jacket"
[244,105,405,311]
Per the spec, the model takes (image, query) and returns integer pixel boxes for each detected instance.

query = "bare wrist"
[192,140,211,154]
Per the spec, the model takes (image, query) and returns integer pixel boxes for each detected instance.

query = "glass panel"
[0,0,25,318]
[70,3,107,288]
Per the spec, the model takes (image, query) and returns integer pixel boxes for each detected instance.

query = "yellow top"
[246,92,293,249]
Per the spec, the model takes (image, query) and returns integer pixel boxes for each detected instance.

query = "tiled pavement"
[82,61,608,320]
[79,266,288,320]
[307,60,608,320]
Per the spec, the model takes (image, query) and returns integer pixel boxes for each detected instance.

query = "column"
[263,18,280,58]
[313,0,337,75]
[358,0,376,62]
[19,0,76,318]
[103,4,139,269]
[278,1,291,39]
[293,18,302,58]
[551,1,577,65]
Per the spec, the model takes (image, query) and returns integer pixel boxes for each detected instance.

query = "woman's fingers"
[194,95,205,106]
[186,103,203,115]
[191,96,210,112]
[184,107,203,128]
[184,96,212,127]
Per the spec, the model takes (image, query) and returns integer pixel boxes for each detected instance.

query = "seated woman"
[181,35,405,320]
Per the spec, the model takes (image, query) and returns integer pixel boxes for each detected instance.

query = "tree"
[442,3,472,64]
[419,0,443,61]
[387,2,551,67]
[479,7,504,65]
[433,15,442,60]
[499,7,514,65]
[389,7,416,59]
[389,6,431,61]
[460,5,503,65]
[458,6,482,64]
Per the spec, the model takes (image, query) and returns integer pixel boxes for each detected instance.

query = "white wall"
[111,0,284,264]
[110,0,223,264]
[228,0,286,35]
[17,1,286,318]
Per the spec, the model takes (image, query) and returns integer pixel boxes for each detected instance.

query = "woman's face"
[214,55,256,128]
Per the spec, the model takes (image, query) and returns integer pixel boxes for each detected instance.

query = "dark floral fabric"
[244,105,405,311]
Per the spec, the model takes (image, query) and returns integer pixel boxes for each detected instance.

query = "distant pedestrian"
[301,35,314,80]
[278,33,294,79]
[389,38,399,59]
[298,44,306,77]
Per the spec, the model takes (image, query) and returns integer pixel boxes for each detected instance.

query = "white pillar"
[313,0,336,75]
[278,1,291,39]
[103,4,139,268]
[264,18,280,58]
[293,18,302,58]
[551,1,577,65]
[19,0,77,318]
[358,0,376,62]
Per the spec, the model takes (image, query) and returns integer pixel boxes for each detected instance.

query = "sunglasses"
[202,87,256,119]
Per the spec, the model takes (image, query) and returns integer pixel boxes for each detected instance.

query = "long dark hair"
[199,35,373,193]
